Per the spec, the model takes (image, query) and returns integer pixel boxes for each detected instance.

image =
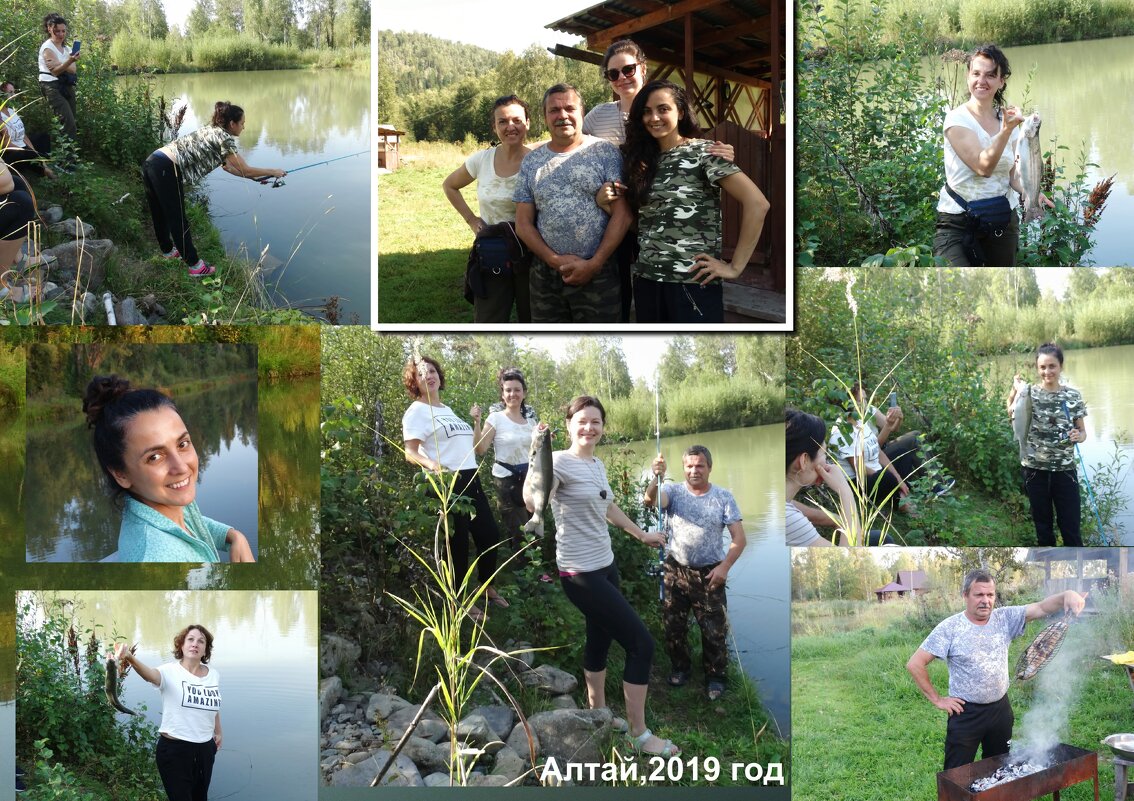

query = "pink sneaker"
[161,247,180,259]
[188,260,215,277]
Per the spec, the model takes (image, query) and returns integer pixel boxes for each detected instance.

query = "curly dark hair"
[82,375,179,499]
[968,44,1011,112]
[621,80,701,210]
[172,624,214,663]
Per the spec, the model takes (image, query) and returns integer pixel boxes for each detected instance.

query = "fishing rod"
[258,149,371,187]
[1061,399,1110,545]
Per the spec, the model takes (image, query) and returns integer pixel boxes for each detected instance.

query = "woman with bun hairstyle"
[38,13,79,141]
[83,375,255,562]
[114,625,223,801]
[141,101,286,276]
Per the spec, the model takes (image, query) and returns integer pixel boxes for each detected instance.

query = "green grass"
[792,598,1134,800]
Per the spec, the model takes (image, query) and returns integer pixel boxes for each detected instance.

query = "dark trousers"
[933,211,1019,266]
[40,80,77,140]
[662,556,729,680]
[561,562,655,685]
[529,255,621,323]
[492,471,529,552]
[449,469,503,587]
[944,695,1014,770]
[0,170,34,241]
[155,736,216,801]
[633,276,724,323]
[141,151,198,265]
[1022,467,1082,546]
[615,231,637,323]
[3,132,52,176]
[867,431,930,505]
[473,262,531,323]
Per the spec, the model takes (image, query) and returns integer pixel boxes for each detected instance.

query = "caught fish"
[105,647,137,715]
[1017,113,1044,223]
[1015,613,1070,681]
[522,425,553,537]
[1011,380,1032,461]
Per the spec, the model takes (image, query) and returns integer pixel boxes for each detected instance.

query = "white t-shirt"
[937,105,1020,214]
[785,502,824,546]
[464,147,521,226]
[550,451,615,573]
[582,101,628,145]
[157,661,221,743]
[1,109,28,148]
[919,606,1028,703]
[401,400,477,471]
[39,40,67,83]
[485,410,535,478]
[829,416,882,476]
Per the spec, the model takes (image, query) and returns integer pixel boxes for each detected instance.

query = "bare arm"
[514,201,560,265]
[214,712,223,749]
[906,648,965,715]
[0,159,13,195]
[225,529,255,562]
[642,454,668,509]
[1024,589,1086,622]
[606,502,664,547]
[945,109,1023,178]
[404,438,440,473]
[42,47,79,77]
[116,643,161,687]
[688,171,769,285]
[705,521,747,587]
[474,422,496,456]
[223,152,285,181]
[442,164,484,235]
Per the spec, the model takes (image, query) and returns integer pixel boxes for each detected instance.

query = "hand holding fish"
[1001,105,1026,131]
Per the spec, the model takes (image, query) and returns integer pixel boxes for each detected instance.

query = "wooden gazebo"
[546,0,787,322]
[377,124,405,170]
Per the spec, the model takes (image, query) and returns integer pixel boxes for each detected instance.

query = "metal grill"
[937,744,1098,801]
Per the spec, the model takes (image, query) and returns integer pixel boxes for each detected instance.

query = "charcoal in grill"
[1015,613,1070,681]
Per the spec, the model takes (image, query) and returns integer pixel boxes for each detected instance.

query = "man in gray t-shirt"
[906,570,1086,769]
[644,445,746,701]
[514,83,630,323]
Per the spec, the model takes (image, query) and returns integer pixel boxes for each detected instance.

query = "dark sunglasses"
[604,63,641,82]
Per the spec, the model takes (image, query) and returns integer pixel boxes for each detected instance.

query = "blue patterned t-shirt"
[661,482,742,568]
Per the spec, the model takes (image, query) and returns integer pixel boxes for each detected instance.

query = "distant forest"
[377,29,610,143]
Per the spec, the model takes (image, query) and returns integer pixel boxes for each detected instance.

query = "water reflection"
[126,70,371,319]
[25,378,259,563]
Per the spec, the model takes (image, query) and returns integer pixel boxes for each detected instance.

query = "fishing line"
[208,747,253,800]
[1061,399,1110,545]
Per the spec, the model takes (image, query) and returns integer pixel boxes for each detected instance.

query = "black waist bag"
[464,221,529,303]
[945,184,1013,265]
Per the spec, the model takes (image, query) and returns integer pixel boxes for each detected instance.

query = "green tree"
[1066,267,1100,302]
[560,337,633,400]
[186,0,215,37]
[659,336,694,387]
[214,0,244,31]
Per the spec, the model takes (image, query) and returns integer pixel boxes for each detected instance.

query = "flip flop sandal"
[668,670,689,687]
[707,680,725,702]
[626,728,680,758]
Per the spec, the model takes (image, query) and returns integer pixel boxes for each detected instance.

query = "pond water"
[990,344,1134,545]
[16,590,317,801]
[931,36,1134,266]
[25,377,260,563]
[127,70,371,320]
[611,423,790,736]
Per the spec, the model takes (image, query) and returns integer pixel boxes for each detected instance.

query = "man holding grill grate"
[905,569,1086,769]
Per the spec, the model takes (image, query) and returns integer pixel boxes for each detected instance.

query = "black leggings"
[560,561,655,685]
[155,736,216,801]
[1022,467,1081,546]
[633,276,724,323]
[142,150,198,265]
[449,469,503,587]
[0,170,35,241]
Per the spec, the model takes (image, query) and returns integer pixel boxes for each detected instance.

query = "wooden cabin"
[377,124,405,170]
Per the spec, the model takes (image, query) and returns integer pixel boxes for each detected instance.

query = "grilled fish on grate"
[1015,613,1070,681]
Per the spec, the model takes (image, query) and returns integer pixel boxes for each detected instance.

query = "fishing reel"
[257,176,286,188]
[644,543,666,577]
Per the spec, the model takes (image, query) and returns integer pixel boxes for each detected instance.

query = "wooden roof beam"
[696,17,772,47]
[588,0,731,48]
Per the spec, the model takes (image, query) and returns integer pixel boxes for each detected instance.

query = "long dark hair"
[622,80,701,210]
[83,375,179,501]
[786,408,827,472]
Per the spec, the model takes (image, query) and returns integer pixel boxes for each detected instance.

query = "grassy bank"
[109,34,369,74]
[802,0,1134,50]
[378,142,482,323]
[792,595,1134,800]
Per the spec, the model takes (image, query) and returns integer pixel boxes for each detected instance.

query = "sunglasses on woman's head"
[604,63,641,82]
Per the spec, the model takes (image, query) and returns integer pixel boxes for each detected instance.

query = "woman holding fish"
[83,375,255,563]
[1005,343,1087,546]
[402,355,507,617]
[933,44,1048,266]
[471,367,538,555]
[113,625,222,801]
[523,396,679,757]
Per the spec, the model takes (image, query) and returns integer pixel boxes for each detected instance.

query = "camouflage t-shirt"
[662,483,742,568]
[633,139,741,283]
[169,125,239,185]
[1021,385,1087,472]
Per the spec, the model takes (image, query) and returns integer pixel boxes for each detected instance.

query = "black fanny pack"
[945,184,1012,236]
[464,221,529,303]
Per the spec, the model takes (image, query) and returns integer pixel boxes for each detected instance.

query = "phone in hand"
[71,40,81,55]
[887,391,898,409]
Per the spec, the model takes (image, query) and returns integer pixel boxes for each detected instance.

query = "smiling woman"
[82,375,255,563]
